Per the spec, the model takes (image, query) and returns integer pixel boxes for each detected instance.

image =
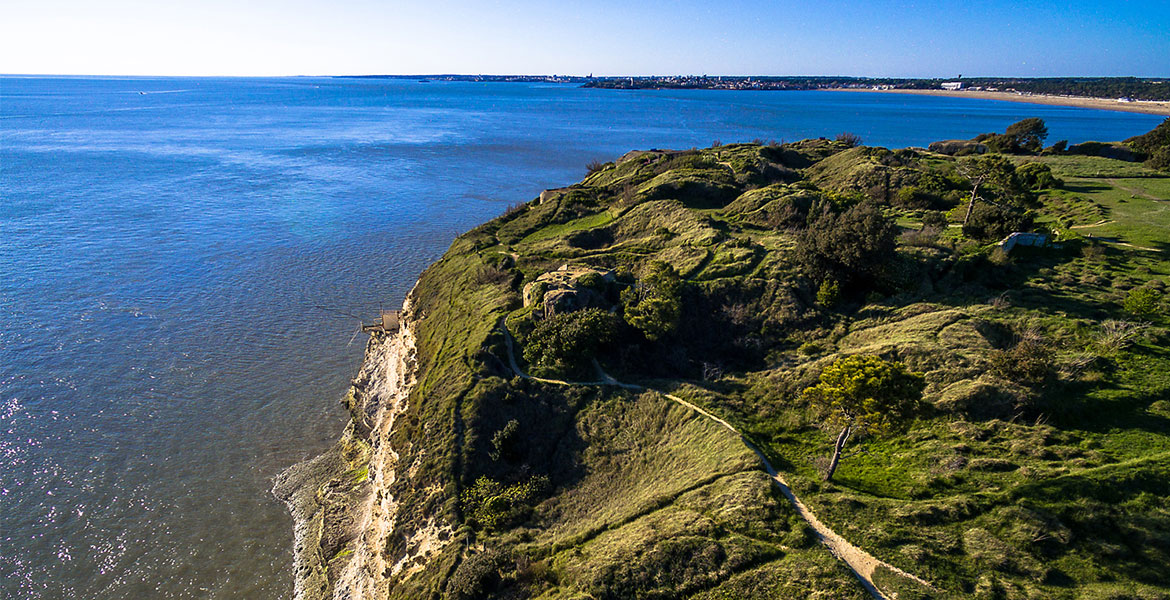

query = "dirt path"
[501,324,935,599]
[1106,179,1166,202]
[1070,219,1114,229]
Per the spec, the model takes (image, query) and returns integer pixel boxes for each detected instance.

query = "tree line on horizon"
[582,76,1170,101]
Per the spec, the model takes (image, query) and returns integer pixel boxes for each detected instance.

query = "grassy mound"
[317,120,1170,599]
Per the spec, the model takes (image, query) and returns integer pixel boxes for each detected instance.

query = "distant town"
[340,75,1170,102]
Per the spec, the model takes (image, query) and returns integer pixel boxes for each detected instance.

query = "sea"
[0,76,1162,599]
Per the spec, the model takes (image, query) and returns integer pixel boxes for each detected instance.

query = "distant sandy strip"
[828,87,1170,116]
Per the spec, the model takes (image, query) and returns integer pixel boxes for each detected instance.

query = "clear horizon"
[5,73,1170,79]
[2,1,1168,78]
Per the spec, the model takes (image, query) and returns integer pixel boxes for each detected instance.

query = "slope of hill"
[281,124,1170,600]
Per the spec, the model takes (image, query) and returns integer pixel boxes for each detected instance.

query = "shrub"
[490,419,520,462]
[1145,146,1170,171]
[575,271,606,291]
[1015,162,1063,191]
[446,550,507,600]
[1123,287,1161,317]
[462,476,549,531]
[989,329,1053,386]
[586,159,607,175]
[794,201,898,289]
[1095,320,1150,354]
[836,132,863,147]
[798,341,823,355]
[621,261,683,340]
[901,226,941,247]
[1082,243,1107,261]
[1125,117,1170,171]
[816,279,840,307]
[1067,141,1107,156]
[894,185,942,210]
[963,203,1033,242]
[523,308,618,373]
[922,210,949,229]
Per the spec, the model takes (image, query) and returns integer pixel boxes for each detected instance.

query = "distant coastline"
[336,75,1170,116]
[810,88,1170,117]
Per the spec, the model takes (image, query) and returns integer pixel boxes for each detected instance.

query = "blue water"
[0,76,1161,599]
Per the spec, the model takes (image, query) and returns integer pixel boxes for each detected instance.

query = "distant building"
[941,81,964,91]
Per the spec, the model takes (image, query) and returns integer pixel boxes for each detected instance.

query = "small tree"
[1004,117,1049,154]
[955,155,1031,228]
[801,355,925,482]
[979,118,1049,154]
[621,261,683,340]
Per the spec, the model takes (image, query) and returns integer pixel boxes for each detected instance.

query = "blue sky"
[2,0,1167,77]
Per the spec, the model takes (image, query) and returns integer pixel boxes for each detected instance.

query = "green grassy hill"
[310,124,1170,600]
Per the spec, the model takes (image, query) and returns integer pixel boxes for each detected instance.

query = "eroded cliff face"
[274,301,453,600]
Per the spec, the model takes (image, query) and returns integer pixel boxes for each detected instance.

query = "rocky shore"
[273,297,450,600]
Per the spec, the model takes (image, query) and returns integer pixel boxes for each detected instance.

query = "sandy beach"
[829,87,1170,117]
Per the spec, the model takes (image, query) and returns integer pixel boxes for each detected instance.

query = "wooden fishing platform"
[362,309,401,333]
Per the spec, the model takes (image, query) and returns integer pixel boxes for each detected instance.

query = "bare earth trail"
[500,323,935,600]
[1106,178,1168,202]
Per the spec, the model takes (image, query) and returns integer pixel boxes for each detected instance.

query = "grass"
[518,211,616,245]
[1022,155,1166,179]
[305,131,1170,600]
[1047,178,1170,249]
[707,290,1170,597]
[1018,154,1170,250]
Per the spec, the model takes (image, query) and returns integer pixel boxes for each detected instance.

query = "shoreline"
[273,294,440,600]
[828,87,1170,116]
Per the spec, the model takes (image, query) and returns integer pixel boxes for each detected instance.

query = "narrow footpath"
[501,323,936,600]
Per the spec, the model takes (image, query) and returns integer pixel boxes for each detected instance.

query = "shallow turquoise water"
[0,76,1161,599]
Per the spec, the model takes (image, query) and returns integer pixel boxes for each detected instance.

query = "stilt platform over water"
[362,309,401,333]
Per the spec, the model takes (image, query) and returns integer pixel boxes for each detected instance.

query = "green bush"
[446,549,508,600]
[1126,117,1170,171]
[462,476,549,531]
[621,261,683,340]
[523,308,618,374]
[894,185,943,210]
[1147,146,1170,171]
[1124,287,1161,317]
[794,201,897,289]
[989,330,1053,386]
[575,271,606,291]
[963,203,1033,242]
[1015,162,1063,191]
[490,419,520,462]
[816,279,840,308]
